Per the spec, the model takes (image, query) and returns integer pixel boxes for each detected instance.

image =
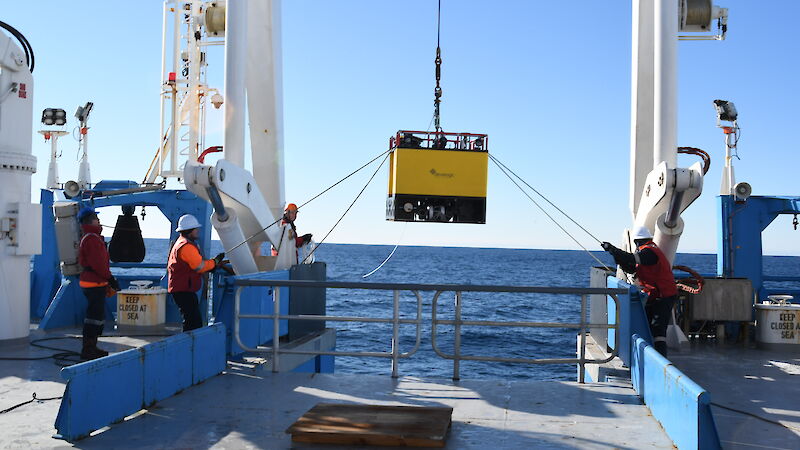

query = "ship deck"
[669,342,800,450]
[1,329,674,449]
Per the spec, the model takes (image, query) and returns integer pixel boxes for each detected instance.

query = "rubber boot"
[81,335,109,360]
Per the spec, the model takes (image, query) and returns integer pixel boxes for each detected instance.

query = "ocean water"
[138,240,800,381]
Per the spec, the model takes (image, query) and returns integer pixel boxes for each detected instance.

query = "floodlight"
[75,101,94,123]
[713,99,737,122]
[41,108,67,126]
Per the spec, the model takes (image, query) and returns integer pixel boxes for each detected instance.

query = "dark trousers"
[81,287,106,338]
[171,291,203,332]
[645,294,676,357]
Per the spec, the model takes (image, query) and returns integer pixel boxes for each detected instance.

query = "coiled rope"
[674,264,705,294]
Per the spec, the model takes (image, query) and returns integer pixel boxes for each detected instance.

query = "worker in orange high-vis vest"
[167,214,224,331]
[601,226,678,357]
[77,208,120,360]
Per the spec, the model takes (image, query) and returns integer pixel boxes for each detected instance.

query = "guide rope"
[488,154,612,271]
[226,148,392,254]
[300,154,390,264]
[362,222,408,278]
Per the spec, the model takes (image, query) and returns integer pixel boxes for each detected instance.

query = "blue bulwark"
[54,324,226,442]
[631,334,721,450]
[607,277,652,366]
[30,188,61,319]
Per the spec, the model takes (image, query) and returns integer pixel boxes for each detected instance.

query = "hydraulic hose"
[0,21,34,73]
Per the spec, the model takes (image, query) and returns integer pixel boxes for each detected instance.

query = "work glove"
[301,233,313,244]
[601,242,615,253]
[213,252,225,266]
[108,276,121,292]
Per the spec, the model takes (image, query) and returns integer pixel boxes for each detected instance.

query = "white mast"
[76,103,93,189]
[653,0,678,172]
[247,0,285,220]
[629,0,728,263]
[0,29,41,341]
[40,130,68,189]
[183,0,292,274]
[147,0,224,184]
[223,0,247,168]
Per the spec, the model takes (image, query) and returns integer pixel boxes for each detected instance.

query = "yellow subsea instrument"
[386,130,488,224]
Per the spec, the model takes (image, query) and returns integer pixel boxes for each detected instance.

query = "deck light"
[41,108,66,126]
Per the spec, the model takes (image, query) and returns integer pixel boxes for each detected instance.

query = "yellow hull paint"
[388,148,488,198]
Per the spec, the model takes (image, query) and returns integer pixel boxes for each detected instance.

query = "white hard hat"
[631,225,653,240]
[175,214,202,232]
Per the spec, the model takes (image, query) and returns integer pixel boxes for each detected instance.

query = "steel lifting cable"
[226,148,392,254]
[433,0,443,132]
[300,153,390,264]
[488,155,612,271]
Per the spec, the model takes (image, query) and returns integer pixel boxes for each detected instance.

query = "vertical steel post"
[187,0,201,160]
[234,286,242,354]
[391,290,400,378]
[579,294,587,384]
[453,292,462,381]
[157,0,168,179]
[273,286,280,372]
[612,294,621,354]
[169,1,181,174]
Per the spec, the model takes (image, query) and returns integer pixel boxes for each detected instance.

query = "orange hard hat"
[284,202,298,212]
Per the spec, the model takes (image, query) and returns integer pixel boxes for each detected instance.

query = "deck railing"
[232,279,625,382]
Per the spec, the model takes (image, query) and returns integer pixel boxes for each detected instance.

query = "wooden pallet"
[286,403,453,447]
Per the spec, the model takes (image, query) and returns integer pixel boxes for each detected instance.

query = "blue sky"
[5,1,800,255]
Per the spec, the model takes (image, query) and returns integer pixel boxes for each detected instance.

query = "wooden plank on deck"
[286,403,453,447]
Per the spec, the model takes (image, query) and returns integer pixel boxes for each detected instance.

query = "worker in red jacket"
[78,208,119,360]
[167,214,223,331]
[601,226,678,357]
